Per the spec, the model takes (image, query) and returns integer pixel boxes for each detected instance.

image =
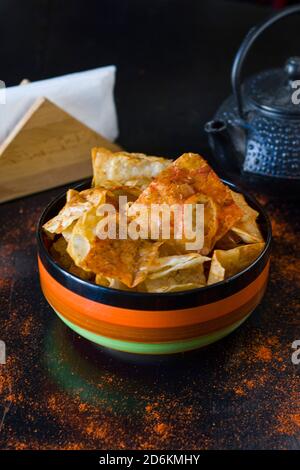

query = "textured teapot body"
[216,93,300,178]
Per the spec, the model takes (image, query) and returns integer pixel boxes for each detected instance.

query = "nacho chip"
[143,266,207,293]
[143,279,203,293]
[95,274,130,290]
[61,222,76,242]
[69,264,95,281]
[141,253,209,293]
[183,194,218,254]
[67,206,162,287]
[82,238,162,287]
[147,253,210,279]
[95,274,111,287]
[67,207,100,265]
[50,237,73,269]
[92,147,171,189]
[128,153,243,254]
[230,191,264,244]
[107,185,141,205]
[50,236,94,281]
[215,230,241,250]
[158,241,188,257]
[207,242,265,285]
[43,187,108,235]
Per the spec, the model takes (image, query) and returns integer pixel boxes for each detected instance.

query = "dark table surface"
[0,0,299,450]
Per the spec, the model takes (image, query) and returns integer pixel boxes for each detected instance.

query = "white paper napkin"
[0,66,118,145]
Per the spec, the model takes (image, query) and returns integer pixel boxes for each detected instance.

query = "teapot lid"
[246,57,300,117]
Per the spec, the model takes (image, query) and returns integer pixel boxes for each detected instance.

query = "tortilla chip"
[43,187,108,235]
[67,207,100,265]
[140,253,209,292]
[207,242,265,285]
[128,153,243,254]
[50,236,94,281]
[215,230,241,250]
[147,253,210,279]
[61,222,76,242]
[95,274,111,287]
[207,256,225,285]
[230,191,264,244]
[92,147,171,190]
[143,266,207,293]
[69,264,95,281]
[106,185,142,205]
[183,193,219,254]
[50,237,73,269]
[95,274,130,290]
[143,279,203,293]
[82,238,162,287]
[67,207,162,287]
[158,241,188,257]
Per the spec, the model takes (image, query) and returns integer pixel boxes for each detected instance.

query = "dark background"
[1,0,300,156]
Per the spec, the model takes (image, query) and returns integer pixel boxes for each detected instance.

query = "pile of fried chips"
[43,148,265,292]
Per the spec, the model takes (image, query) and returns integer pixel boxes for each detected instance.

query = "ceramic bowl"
[37,180,272,355]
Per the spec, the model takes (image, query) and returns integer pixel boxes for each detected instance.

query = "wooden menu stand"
[0,96,121,203]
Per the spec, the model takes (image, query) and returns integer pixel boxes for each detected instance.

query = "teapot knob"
[285,56,300,81]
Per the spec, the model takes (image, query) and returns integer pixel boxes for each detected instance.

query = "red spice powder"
[244,380,255,390]
[154,422,169,437]
[233,387,245,397]
[276,413,300,436]
[20,315,33,337]
[255,346,272,361]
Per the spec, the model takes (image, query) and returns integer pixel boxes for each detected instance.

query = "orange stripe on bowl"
[38,257,270,329]
[44,282,267,342]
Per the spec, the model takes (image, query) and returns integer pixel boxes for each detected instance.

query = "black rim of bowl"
[37,179,272,310]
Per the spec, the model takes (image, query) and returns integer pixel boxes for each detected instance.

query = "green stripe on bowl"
[52,307,251,355]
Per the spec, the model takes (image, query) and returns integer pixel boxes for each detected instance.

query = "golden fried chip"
[67,207,162,287]
[143,279,203,293]
[128,153,243,254]
[95,274,111,287]
[207,242,265,285]
[106,185,141,205]
[158,241,188,257]
[92,147,171,189]
[50,237,73,269]
[230,191,264,244]
[147,253,210,279]
[43,187,108,235]
[141,253,209,292]
[215,230,241,250]
[82,238,162,287]
[61,222,76,242]
[50,236,94,281]
[67,207,100,265]
[95,274,130,290]
[143,267,207,293]
[69,264,95,281]
[183,194,218,254]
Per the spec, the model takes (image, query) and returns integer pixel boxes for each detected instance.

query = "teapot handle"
[232,4,300,118]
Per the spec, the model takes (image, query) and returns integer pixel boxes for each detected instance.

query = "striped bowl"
[37,181,272,355]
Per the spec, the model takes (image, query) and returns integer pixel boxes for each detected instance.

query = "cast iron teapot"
[205,5,300,196]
